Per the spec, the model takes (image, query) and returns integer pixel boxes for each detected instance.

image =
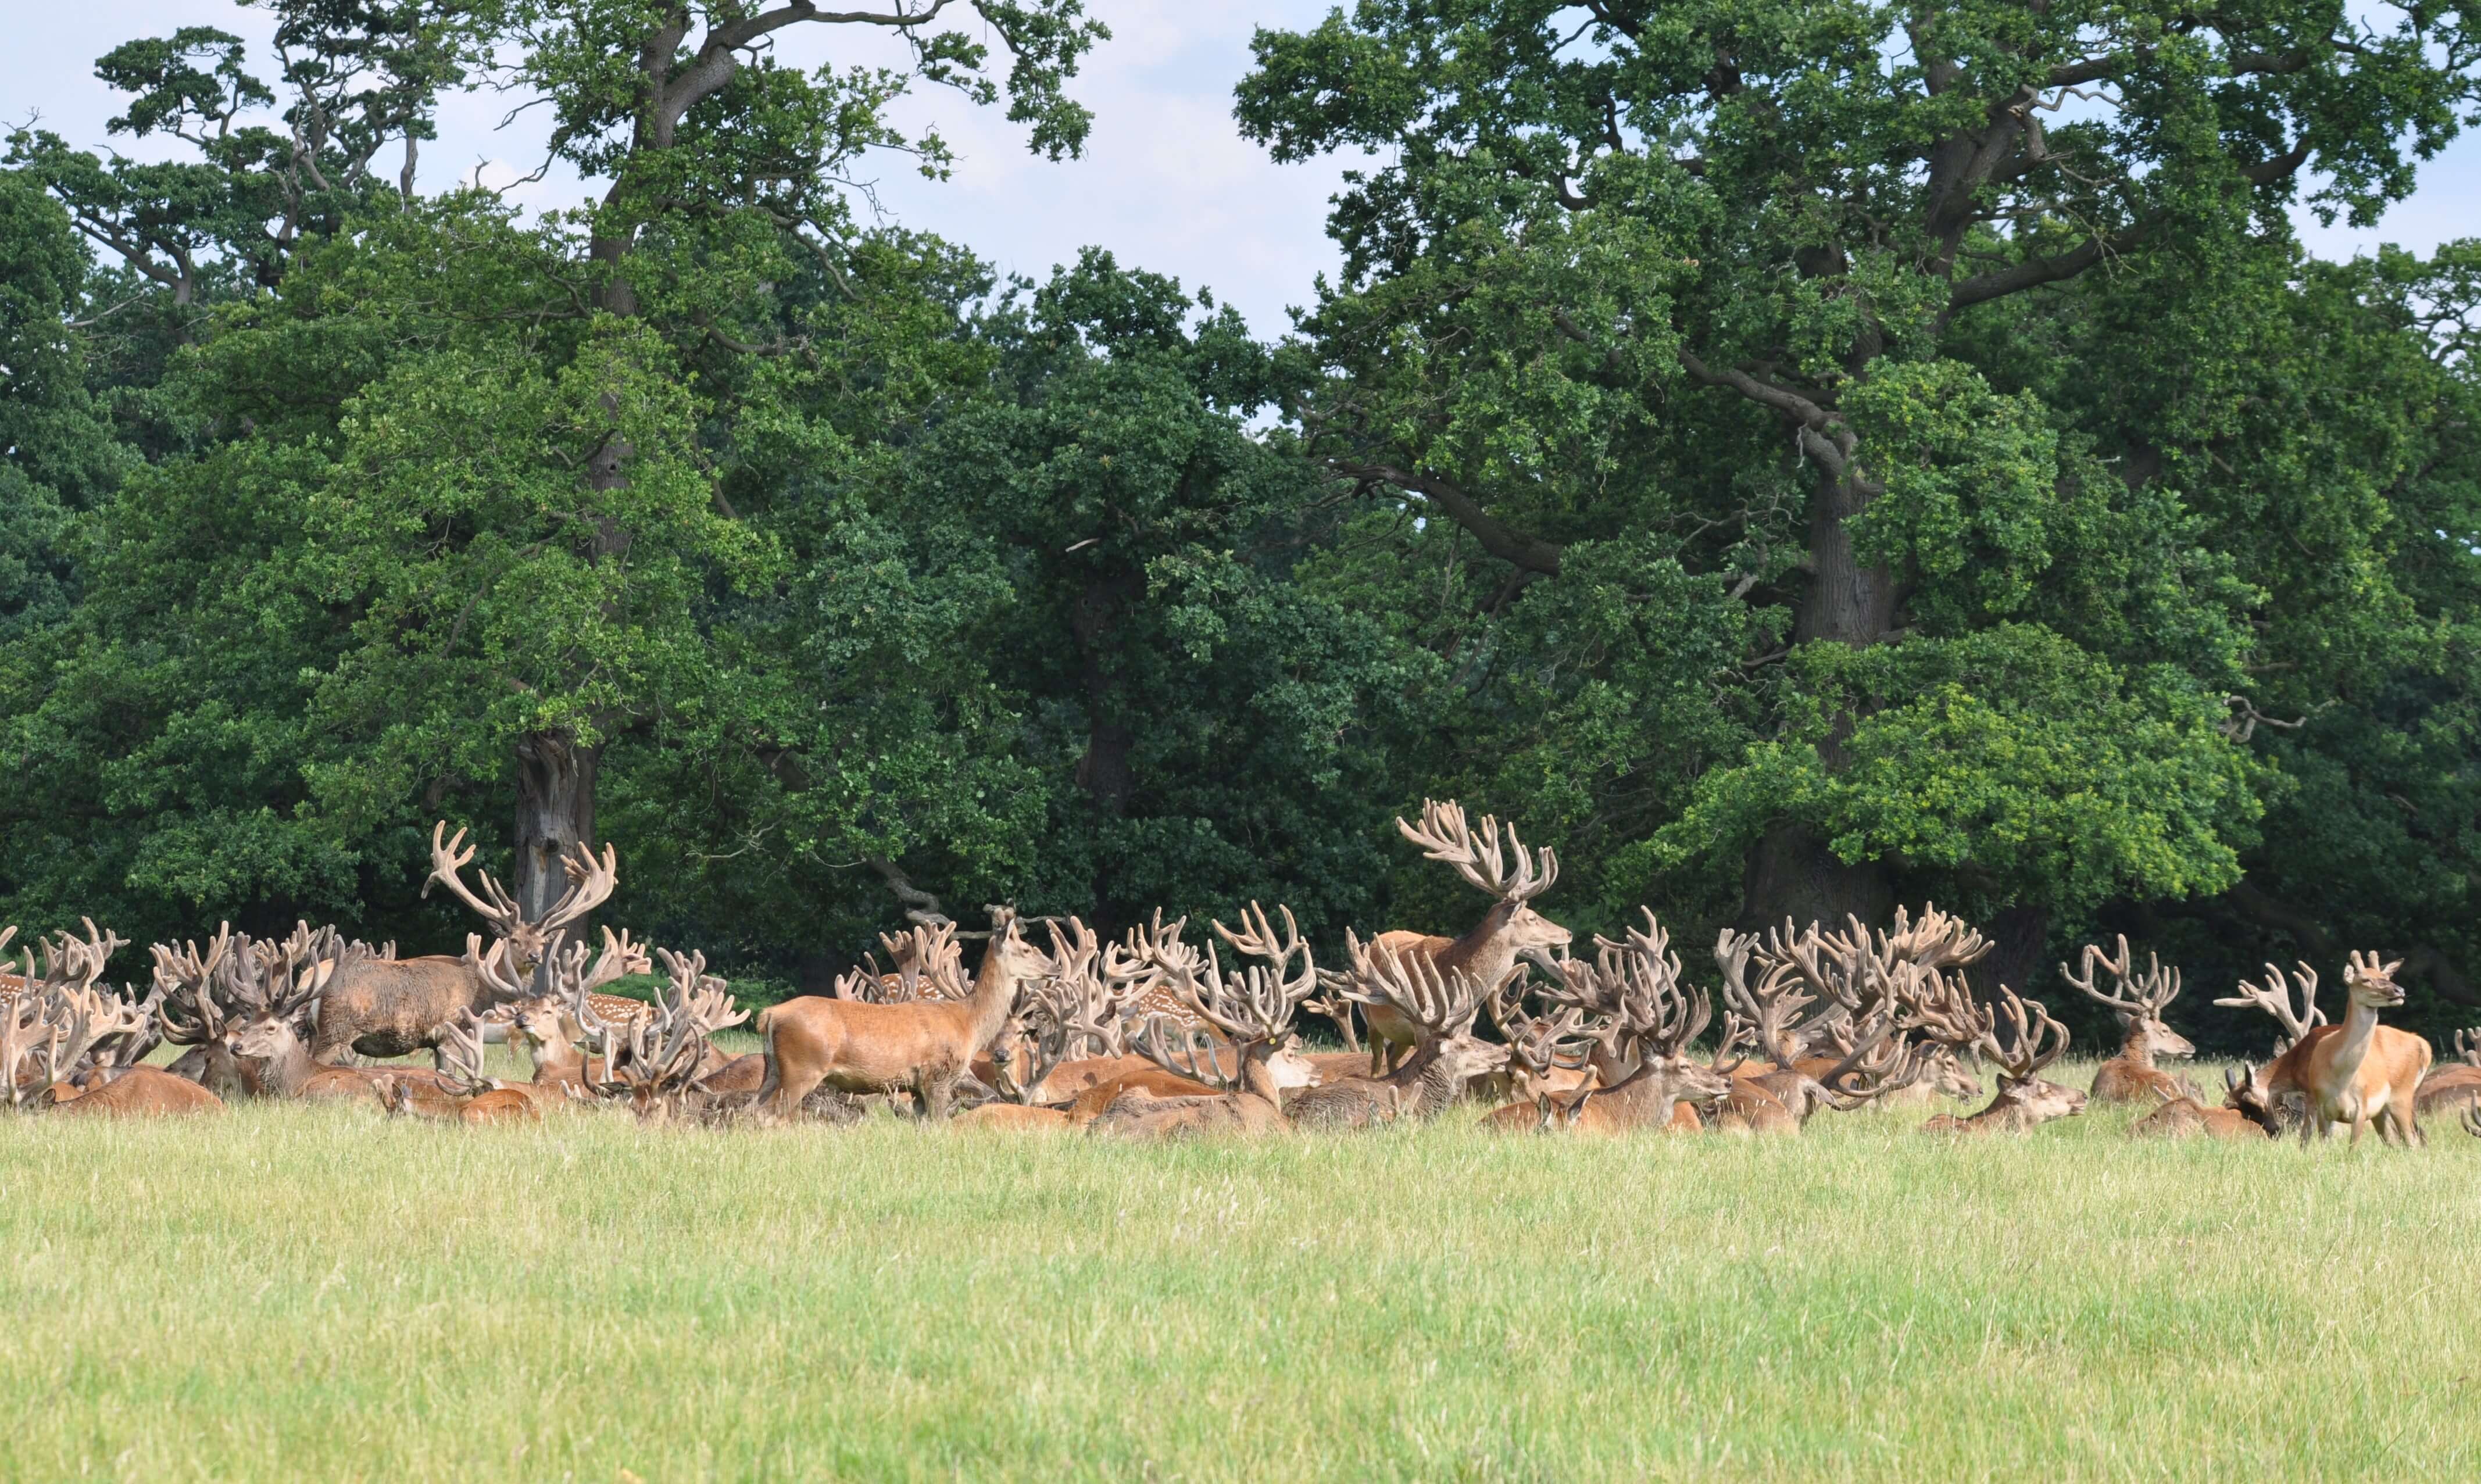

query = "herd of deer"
[3,803,2477,1145]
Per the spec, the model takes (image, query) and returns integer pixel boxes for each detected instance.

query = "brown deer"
[51,1067,224,1115]
[2224,953,2430,1146]
[1914,980,2086,1134]
[2062,935,2198,1104]
[1354,800,1572,1074]
[2412,1028,2481,1116]
[1488,916,1735,1133]
[1286,936,1510,1129]
[310,822,616,1061]
[2130,1074,2269,1140]
[570,949,750,1121]
[1717,911,1987,1107]
[1085,905,1320,1139]
[226,950,397,1105]
[377,1013,548,1123]
[953,980,1079,1131]
[1717,1015,1926,1135]
[753,909,1055,1120]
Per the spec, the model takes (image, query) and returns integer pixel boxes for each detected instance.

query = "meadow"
[3,1057,2477,1483]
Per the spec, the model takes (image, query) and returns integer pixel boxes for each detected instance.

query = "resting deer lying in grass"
[756,909,1054,1120]
[2224,953,2429,1146]
[2063,935,2198,1104]
[1,954,220,1117]
[1912,978,2086,1134]
[953,980,1079,1131]
[1717,1014,1926,1135]
[1086,904,1320,1139]
[571,950,752,1121]
[2413,1028,2481,1116]
[1352,799,1572,1074]
[2129,1073,2268,1140]
[1476,911,1734,1133]
[1286,935,1510,1129]
[1715,913,1986,1108]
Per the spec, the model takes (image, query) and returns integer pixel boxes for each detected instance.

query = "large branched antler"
[2062,934,2182,1022]
[2215,961,2325,1054]
[1394,799,1558,903]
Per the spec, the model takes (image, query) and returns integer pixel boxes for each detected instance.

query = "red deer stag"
[311,822,616,1062]
[2062,935,2198,1104]
[2224,953,2430,1146]
[1914,979,2086,1134]
[754,909,1056,1120]
[1286,935,1510,1129]
[2412,1028,2481,1117]
[574,949,750,1121]
[1086,905,1320,1139]
[1480,916,1735,1133]
[1355,799,1572,1074]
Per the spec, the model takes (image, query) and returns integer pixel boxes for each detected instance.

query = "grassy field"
[3,1059,2478,1483]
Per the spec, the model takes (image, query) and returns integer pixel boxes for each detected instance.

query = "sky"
[9,2,2478,340]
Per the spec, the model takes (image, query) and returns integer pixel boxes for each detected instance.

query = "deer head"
[1395,799,1571,966]
[424,821,618,978]
[2063,934,2194,1060]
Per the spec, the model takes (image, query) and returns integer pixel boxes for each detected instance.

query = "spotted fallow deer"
[1353,800,1572,1075]
[753,909,1056,1120]
[2225,953,2430,1146]
[310,823,617,1062]
[2062,935,2198,1104]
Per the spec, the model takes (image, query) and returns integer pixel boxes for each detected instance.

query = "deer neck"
[2327,997,2382,1084]
[528,1027,585,1082]
[1237,1042,1284,1104]
[1442,903,1520,981]
[964,951,1023,1052]
[2118,1021,2155,1070]
[247,1028,317,1096]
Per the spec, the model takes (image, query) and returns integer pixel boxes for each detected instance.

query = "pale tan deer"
[1286,936,1510,1129]
[1913,979,2086,1134]
[1085,905,1319,1139]
[2224,952,2429,1146]
[753,909,1055,1120]
[1717,911,1986,1106]
[2063,935,2198,1104]
[311,823,617,1061]
[1354,799,1572,1074]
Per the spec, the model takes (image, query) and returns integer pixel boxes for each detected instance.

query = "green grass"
[2,1061,2477,1482]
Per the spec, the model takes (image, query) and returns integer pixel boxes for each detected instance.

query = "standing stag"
[2063,935,2198,1104]
[2225,953,2429,1146]
[1356,800,1572,1075]
[311,822,616,1061]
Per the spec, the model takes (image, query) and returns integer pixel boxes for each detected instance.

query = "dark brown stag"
[310,821,616,1061]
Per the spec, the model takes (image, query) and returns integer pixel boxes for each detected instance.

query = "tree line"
[4,1,2479,1047]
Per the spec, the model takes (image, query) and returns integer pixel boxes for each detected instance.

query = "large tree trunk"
[1069,567,1140,930]
[514,729,600,930]
[1740,471,1901,931]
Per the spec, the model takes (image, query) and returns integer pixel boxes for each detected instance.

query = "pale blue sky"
[11,3,2477,338]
